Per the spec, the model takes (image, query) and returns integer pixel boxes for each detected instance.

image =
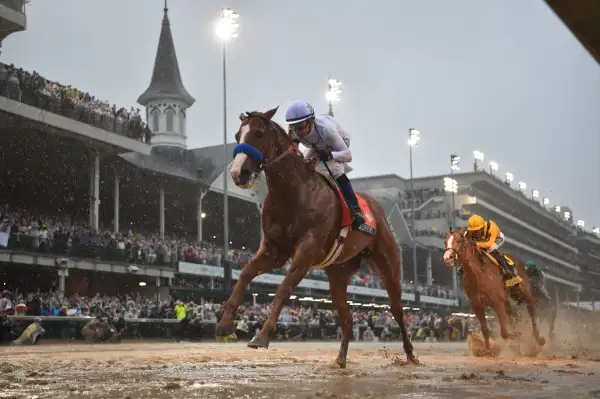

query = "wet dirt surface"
[1,340,600,398]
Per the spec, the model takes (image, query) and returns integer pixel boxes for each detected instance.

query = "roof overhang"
[545,0,600,64]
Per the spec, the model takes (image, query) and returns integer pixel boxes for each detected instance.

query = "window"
[179,111,186,135]
[151,109,160,132]
[166,109,175,132]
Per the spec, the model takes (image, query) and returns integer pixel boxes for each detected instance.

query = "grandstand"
[0,1,596,316]
[353,167,600,304]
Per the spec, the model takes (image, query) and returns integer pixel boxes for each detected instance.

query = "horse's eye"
[256,131,264,138]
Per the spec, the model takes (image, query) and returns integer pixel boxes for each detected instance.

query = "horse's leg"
[472,305,491,351]
[547,299,558,340]
[216,245,287,337]
[493,298,519,340]
[248,251,312,349]
[371,248,417,364]
[326,258,361,368]
[525,292,546,346]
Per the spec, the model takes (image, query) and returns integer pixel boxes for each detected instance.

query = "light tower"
[215,7,240,266]
[473,150,484,171]
[326,77,342,117]
[408,128,420,295]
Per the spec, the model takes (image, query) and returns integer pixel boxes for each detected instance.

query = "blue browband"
[233,143,264,163]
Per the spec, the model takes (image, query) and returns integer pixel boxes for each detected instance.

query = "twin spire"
[137,0,195,107]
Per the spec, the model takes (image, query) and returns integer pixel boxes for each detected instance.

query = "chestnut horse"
[215,107,416,367]
[443,228,546,354]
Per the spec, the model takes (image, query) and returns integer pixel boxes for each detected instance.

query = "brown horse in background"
[215,107,417,367]
[443,228,546,354]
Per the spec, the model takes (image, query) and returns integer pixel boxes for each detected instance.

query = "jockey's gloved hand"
[318,151,333,162]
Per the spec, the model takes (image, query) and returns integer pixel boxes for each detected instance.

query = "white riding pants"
[325,160,345,179]
[489,232,505,252]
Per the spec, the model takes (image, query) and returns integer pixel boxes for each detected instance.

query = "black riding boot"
[346,193,366,229]
[493,251,515,278]
[336,175,366,230]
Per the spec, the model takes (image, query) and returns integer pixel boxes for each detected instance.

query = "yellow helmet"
[467,215,486,231]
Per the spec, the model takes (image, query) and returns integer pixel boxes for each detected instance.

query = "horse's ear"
[449,226,453,233]
[263,106,279,120]
[239,113,247,121]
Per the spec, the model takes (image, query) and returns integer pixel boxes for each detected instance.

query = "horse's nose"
[443,250,451,262]
[231,169,241,184]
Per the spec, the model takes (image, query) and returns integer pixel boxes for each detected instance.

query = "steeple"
[137,1,194,106]
[138,1,194,152]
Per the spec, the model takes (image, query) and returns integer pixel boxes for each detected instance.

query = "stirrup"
[351,214,365,228]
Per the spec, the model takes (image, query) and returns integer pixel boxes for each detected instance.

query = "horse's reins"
[260,144,302,171]
[446,233,474,268]
[239,113,303,172]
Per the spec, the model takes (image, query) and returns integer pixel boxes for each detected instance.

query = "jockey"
[526,260,552,302]
[12,317,45,345]
[464,215,517,279]
[284,100,368,232]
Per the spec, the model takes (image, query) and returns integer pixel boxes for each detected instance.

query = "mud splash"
[0,339,599,398]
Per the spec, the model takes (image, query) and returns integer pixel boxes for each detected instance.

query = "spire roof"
[137,3,195,107]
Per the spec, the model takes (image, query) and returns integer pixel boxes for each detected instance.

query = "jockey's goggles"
[288,119,311,133]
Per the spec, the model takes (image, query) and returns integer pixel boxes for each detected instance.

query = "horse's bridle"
[237,113,303,172]
[444,234,467,268]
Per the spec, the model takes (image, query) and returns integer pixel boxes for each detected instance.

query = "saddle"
[308,171,377,269]
[481,251,523,288]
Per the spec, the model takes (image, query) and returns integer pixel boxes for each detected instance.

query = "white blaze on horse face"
[443,235,454,261]
[231,124,251,181]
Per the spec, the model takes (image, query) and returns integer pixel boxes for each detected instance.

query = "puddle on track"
[1,341,599,398]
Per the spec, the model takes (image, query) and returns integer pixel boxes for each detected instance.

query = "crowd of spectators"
[1,290,471,341]
[0,205,458,298]
[398,188,443,210]
[0,62,150,142]
[1,290,172,320]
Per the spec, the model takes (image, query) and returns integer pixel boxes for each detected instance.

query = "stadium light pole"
[449,155,460,229]
[518,181,526,193]
[473,150,484,172]
[443,175,459,295]
[543,197,550,208]
[216,8,240,263]
[505,172,514,185]
[326,77,341,117]
[532,189,539,201]
[408,129,420,294]
[489,161,498,176]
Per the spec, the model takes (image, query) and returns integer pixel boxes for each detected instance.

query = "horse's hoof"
[215,323,235,337]
[408,353,419,365]
[335,358,347,369]
[247,335,269,349]
[538,337,546,346]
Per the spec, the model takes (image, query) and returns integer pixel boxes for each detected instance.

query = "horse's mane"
[245,110,293,146]
[449,226,467,236]
[245,110,315,176]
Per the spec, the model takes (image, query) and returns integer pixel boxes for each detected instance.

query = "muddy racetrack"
[1,338,600,399]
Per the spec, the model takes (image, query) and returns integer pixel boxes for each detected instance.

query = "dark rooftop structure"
[545,0,600,65]
[137,3,195,107]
